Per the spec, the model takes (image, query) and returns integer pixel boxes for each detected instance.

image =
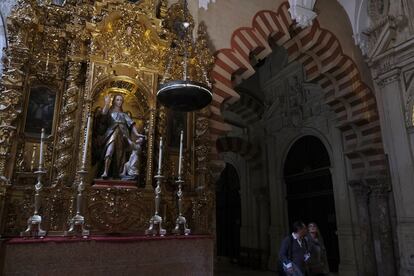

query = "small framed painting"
[24,86,57,137]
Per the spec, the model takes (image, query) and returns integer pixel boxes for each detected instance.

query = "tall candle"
[178,130,184,176]
[38,128,45,170]
[31,144,37,171]
[82,114,92,167]
[158,137,163,175]
[45,53,49,71]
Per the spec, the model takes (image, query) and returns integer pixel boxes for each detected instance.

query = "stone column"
[238,156,251,253]
[330,127,359,275]
[373,68,414,274]
[253,186,270,269]
[265,134,277,270]
[349,181,377,276]
[265,134,287,271]
[369,184,396,276]
[373,69,414,218]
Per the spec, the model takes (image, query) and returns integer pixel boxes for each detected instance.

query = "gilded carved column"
[195,108,210,190]
[0,2,33,234]
[0,27,30,178]
[192,107,214,234]
[349,181,377,276]
[145,107,157,189]
[143,73,159,189]
[54,41,85,186]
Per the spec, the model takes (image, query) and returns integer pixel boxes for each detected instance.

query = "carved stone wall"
[260,60,360,274]
[216,45,362,272]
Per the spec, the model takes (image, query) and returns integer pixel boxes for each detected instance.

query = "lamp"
[157,0,212,112]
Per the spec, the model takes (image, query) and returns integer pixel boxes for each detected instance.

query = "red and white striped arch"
[210,1,386,180]
[216,136,259,161]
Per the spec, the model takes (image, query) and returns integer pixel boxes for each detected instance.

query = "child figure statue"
[120,134,146,180]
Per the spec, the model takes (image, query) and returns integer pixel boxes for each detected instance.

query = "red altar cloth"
[1,235,214,276]
[92,179,138,189]
[6,234,211,244]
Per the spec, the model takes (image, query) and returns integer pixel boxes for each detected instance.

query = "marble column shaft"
[350,183,377,276]
[373,67,414,274]
[368,185,396,276]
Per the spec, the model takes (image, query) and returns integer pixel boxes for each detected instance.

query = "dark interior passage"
[216,163,241,261]
[284,135,340,272]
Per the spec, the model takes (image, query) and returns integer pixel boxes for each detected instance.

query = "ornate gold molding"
[0,0,215,235]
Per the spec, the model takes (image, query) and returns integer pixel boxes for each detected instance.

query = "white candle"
[38,128,45,170]
[158,137,163,175]
[82,114,92,167]
[45,53,49,71]
[178,130,184,176]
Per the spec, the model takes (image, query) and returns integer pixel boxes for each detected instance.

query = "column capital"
[348,180,370,199]
[253,186,269,201]
[375,68,401,87]
[370,184,391,199]
[288,0,317,28]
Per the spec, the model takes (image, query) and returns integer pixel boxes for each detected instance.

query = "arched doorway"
[216,163,241,262]
[283,135,339,272]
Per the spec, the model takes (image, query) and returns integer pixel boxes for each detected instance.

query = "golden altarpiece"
[0,0,214,236]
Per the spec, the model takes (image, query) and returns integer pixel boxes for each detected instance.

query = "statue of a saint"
[93,94,145,179]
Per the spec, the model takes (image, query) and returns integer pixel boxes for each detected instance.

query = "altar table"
[0,235,213,276]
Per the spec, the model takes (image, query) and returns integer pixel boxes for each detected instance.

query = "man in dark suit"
[279,221,310,276]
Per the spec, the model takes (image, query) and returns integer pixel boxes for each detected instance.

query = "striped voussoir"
[216,136,259,161]
[210,1,386,181]
[226,88,264,125]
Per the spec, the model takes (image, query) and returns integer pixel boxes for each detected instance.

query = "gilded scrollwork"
[195,108,211,172]
[4,191,33,235]
[0,51,28,180]
[88,2,167,71]
[191,22,214,86]
[44,187,73,231]
[93,64,108,84]
[0,126,16,175]
[87,188,147,232]
[192,188,214,234]
[15,141,27,172]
